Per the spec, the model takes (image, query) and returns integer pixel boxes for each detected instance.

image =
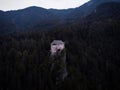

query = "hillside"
[87,2,120,20]
[0,0,120,34]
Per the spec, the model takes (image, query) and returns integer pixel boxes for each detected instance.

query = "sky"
[0,0,90,11]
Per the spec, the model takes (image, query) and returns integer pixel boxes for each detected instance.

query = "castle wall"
[51,44,64,55]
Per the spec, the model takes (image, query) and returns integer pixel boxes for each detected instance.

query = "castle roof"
[51,40,64,45]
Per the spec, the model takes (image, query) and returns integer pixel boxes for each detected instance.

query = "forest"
[0,14,120,90]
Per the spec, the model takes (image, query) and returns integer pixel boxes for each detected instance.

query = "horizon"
[0,0,90,11]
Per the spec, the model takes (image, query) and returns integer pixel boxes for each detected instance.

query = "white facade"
[51,40,65,55]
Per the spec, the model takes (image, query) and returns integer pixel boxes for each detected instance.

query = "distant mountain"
[0,10,16,34]
[86,2,120,20]
[7,7,60,30]
[0,0,120,34]
[70,0,120,19]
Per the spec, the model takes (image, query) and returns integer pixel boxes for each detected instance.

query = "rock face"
[50,40,68,84]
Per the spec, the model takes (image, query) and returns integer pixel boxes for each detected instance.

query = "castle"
[50,40,67,83]
[51,40,65,55]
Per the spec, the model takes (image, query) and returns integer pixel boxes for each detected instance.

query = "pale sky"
[0,0,90,11]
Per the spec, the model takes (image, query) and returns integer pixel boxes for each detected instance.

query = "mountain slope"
[70,0,120,19]
[0,0,120,34]
[86,2,120,20]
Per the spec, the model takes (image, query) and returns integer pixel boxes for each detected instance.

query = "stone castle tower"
[50,40,68,83]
